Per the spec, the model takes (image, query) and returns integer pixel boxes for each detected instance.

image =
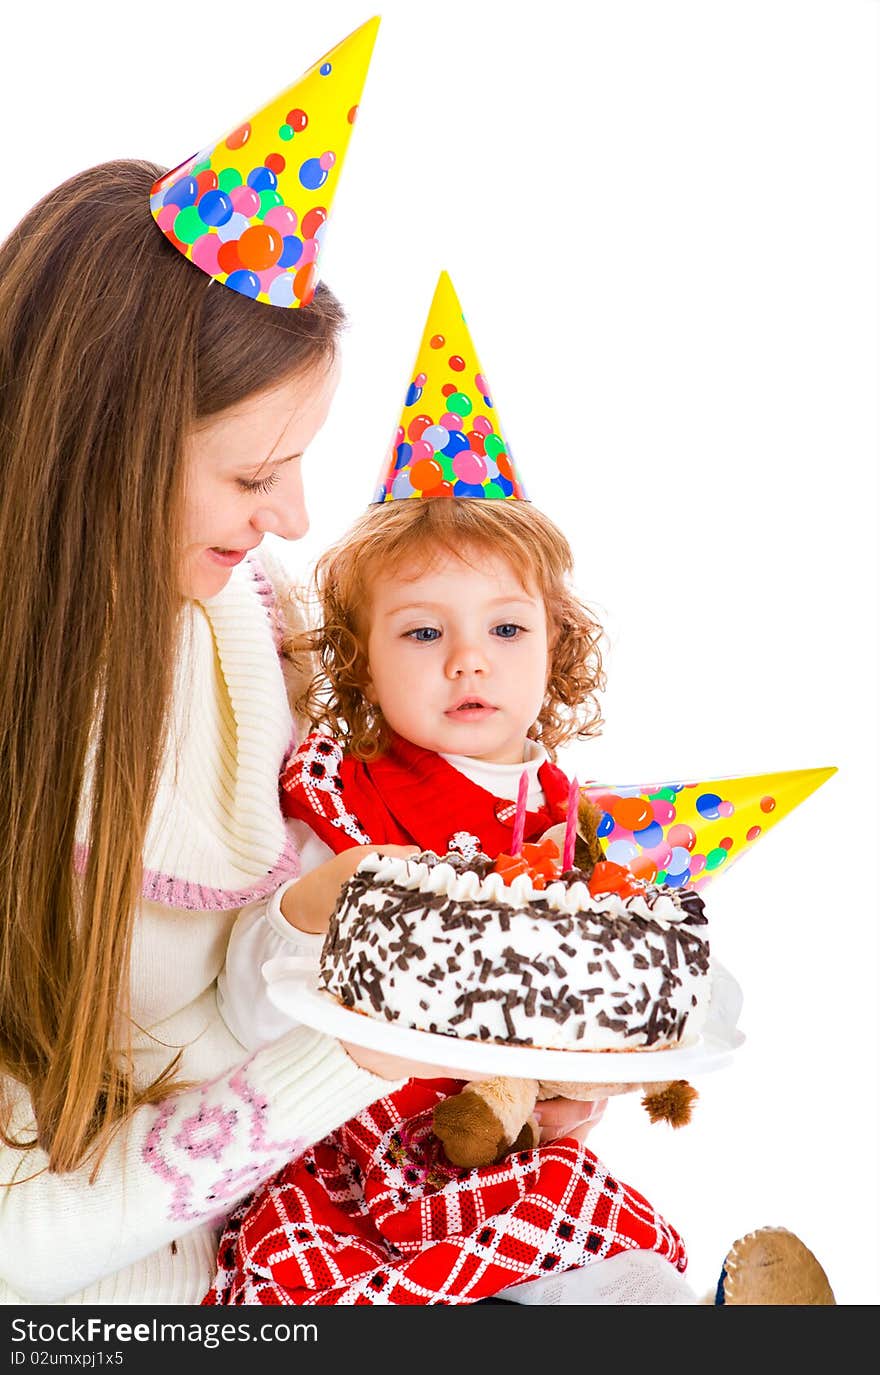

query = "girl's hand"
[280,844,418,934]
[533,1096,608,1145]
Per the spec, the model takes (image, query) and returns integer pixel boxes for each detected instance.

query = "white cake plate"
[263,957,745,1081]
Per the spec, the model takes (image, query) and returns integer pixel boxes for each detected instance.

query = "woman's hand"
[339,1041,492,1084]
[533,1096,608,1145]
[280,844,418,934]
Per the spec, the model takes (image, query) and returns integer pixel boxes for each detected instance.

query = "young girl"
[208,279,834,1308]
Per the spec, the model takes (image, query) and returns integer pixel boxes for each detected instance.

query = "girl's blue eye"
[492,623,524,639]
[237,470,281,495]
[406,627,441,643]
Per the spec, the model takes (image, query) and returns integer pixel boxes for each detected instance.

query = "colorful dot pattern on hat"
[149,17,379,308]
[372,271,529,502]
[583,766,835,893]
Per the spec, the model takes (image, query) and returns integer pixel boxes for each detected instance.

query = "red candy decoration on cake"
[492,838,563,890]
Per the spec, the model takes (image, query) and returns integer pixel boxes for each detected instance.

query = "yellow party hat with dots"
[583,765,836,892]
[372,271,529,501]
[149,17,379,308]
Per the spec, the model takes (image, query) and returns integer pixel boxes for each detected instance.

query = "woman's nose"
[251,496,309,541]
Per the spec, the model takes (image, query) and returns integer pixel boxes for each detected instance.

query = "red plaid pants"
[203,1079,686,1306]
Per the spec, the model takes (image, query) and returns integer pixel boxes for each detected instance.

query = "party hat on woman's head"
[372,272,529,502]
[149,17,379,308]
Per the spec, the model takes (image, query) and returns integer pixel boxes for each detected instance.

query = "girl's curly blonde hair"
[289,499,606,761]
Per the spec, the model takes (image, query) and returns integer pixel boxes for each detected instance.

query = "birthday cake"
[320,846,711,1052]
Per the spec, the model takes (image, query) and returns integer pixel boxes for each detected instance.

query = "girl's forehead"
[370,542,540,602]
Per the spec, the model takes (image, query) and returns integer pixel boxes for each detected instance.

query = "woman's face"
[180,356,340,600]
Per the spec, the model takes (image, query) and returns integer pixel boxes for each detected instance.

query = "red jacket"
[280,730,572,860]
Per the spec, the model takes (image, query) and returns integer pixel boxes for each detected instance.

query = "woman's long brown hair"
[0,160,344,1174]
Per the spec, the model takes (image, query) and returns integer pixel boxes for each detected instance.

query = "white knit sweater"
[0,551,398,1307]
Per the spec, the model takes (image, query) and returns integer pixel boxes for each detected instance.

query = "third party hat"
[582,766,836,892]
[373,272,529,502]
[149,18,379,308]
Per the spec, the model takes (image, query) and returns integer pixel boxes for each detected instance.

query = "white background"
[4,1,877,1304]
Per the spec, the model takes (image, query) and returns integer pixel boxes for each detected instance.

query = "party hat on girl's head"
[372,271,529,502]
[149,17,379,308]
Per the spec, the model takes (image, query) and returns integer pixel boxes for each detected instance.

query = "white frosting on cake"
[320,851,711,1051]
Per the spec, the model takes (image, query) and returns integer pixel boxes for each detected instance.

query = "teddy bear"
[432,1073,698,1168]
[432,796,700,1168]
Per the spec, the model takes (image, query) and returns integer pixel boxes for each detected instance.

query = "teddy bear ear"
[575,798,606,866]
[539,822,567,855]
[540,818,605,872]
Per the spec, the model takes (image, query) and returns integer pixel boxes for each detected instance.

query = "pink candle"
[510,768,529,855]
[563,775,580,869]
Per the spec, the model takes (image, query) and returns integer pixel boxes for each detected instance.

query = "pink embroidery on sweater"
[173,1105,238,1161]
[139,837,301,912]
[252,556,302,777]
[142,1060,306,1223]
[250,554,286,654]
[74,839,302,913]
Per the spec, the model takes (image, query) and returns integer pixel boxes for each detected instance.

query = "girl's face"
[179,357,340,600]
[365,546,552,765]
